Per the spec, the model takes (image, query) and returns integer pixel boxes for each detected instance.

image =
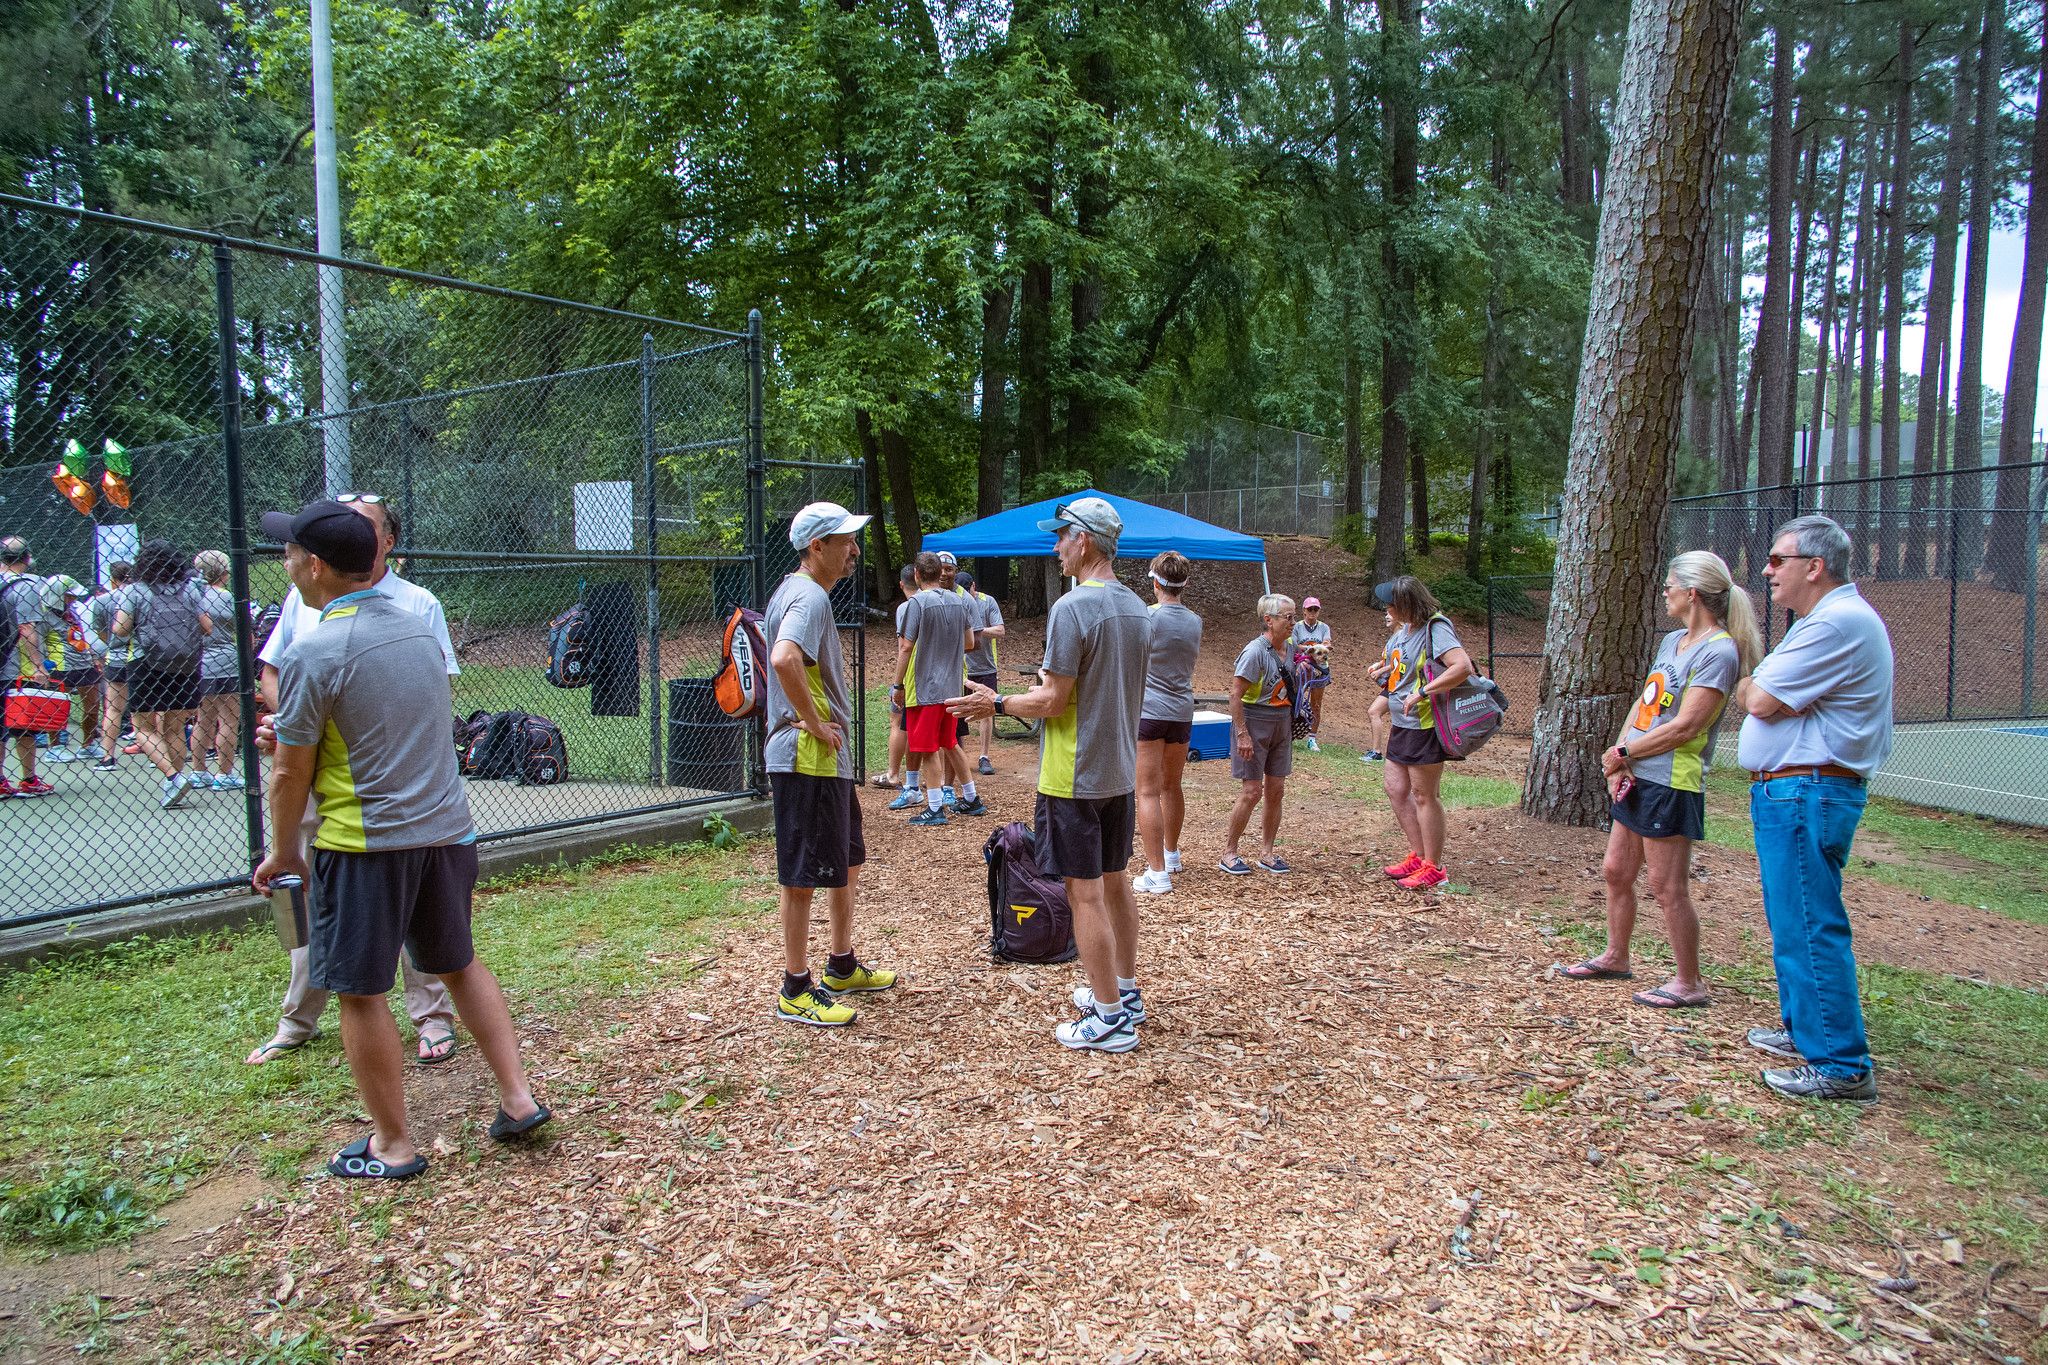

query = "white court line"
[1873,773,2048,802]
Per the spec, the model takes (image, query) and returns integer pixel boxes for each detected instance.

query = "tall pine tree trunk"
[976,282,1014,598]
[1990,12,2048,590]
[1956,0,2006,579]
[1784,119,1818,485]
[1015,251,1053,617]
[1912,49,1972,579]
[1524,0,1742,826]
[1752,23,1797,493]
[856,407,893,603]
[1374,0,1420,580]
[1855,122,1886,571]
[1877,23,1913,579]
[1832,121,1874,496]
[1332,0,1367,527]
[1808,129,1850,486]
[1469,124,1511,579]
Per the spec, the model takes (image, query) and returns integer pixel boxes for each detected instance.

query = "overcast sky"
[1896,226,2040,406]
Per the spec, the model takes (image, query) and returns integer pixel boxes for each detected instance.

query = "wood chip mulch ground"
[156,730,2045,1363]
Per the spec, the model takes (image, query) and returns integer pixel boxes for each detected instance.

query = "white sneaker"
[1164,851,1183,873]
[160,774,192,810]
[1069,984,1147,1024]
[1306,736,1321,752]
[1135,869,1172,895]
[1055,1009,1138,1053]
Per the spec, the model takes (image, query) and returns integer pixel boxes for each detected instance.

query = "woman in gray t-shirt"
[190,551,246,790]
[1135,552,1201,893]
[1373,575,1474,890]
[1560,550,1760,1011]
[1221,591,1298,876]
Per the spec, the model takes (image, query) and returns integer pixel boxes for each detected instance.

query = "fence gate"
[0,194,849,931]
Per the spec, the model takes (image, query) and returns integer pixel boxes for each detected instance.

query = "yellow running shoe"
[821,960,898,994]
[776,984,858,1027]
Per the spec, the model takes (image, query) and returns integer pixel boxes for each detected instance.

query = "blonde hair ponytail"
[1669,550,1762,674]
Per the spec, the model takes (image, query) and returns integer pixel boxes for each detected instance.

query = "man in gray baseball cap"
[1037,496,1123,547]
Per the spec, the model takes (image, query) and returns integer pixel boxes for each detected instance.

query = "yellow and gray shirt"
[1624,628,1739,793]
[1387,614,1462,730]
[763,571,855,780]
[1038,577,1150,800]
[274,592,475,852]
[899,586,974,707]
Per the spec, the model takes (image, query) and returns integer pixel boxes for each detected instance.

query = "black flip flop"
[488,1103,553,1142]
[328,1134,428,1181]
[1632,986,1711,1010]
[1555,959,1634,982]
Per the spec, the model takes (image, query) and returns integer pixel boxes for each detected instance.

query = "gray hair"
[1258,592,1295,619]
[1774,515,1852,582]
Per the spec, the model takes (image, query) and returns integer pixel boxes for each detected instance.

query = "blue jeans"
[1750,776,1871,1078]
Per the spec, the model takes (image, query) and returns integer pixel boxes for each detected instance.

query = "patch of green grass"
[1859,964,2048,1256]
[1700,767,2048,925]
[0,841,770,1248]
[1294,742,1521,809]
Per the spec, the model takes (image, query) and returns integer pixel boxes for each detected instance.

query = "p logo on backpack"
[714,606,768,718]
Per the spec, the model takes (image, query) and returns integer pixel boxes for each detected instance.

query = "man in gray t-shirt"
[892,552,981,822]
[253,499,547,1182]
[959,571,1005,774]
[949,497,1150,1054]
[763,501,898,1028]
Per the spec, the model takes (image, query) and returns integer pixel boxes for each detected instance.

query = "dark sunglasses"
[1765,553,1816,570]
[336,492,385,506]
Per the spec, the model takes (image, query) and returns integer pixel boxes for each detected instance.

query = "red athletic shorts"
[905,703,958,754]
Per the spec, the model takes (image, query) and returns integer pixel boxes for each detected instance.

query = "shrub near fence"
[0,194,860,928]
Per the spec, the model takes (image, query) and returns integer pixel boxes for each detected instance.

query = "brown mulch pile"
[152,740,2045,1362]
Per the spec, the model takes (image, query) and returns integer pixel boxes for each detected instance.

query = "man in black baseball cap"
[260,500,379,575]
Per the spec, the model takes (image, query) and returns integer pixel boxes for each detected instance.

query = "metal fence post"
[2023,467,2044,717]
[745,309,768,795]
[214,241,266,872]
[641,333,664,785]
[1947,507,1960,721]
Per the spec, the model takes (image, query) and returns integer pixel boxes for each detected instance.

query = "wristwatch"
[1617,744,1631,759]
[993,694,1006,717]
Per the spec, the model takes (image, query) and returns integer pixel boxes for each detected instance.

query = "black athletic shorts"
[1611,778,1706,841]
[127,664,200,714]
[102,662,133,685]
[1387,724,1447,767]
[198,675,241,698]
[308,842,479,995]
[770,771,866,888]
[1137,717,1191,745]
[1034,791,1136,881]
[968,670,1000,694]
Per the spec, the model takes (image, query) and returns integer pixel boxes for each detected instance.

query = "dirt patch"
[105,747,2045,1362]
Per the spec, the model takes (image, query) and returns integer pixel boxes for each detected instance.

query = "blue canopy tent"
[922,489,1270,590]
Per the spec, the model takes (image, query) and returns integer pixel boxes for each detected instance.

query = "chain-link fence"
[1110,409,1341,537]
[0,194,842,929]
[1488,466,2048,826]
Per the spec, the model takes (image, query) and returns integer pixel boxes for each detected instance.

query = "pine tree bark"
[1332,0,1366,525]
[1990,11,2048,590]
[1956,0,2007,578]
[1523,0,1742,827]
[1065,38,1113,466]
[1877,22,1913,579]
[1784,119,1818,483]
[1374,0,1420,580]
[1014,182,1053,619]
[1912,50,1972,578]
[878,418,921,563]
[1468,125,1511,579]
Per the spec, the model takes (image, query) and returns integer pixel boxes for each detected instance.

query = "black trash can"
[667,678,746,793]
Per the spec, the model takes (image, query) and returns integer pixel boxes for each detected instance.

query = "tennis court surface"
[1873,720,2048,826]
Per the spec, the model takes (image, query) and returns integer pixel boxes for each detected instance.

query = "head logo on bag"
[714,606,768,718]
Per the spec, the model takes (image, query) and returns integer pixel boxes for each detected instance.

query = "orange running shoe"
[1383,853,1424,880]
[1398,861,1448,889]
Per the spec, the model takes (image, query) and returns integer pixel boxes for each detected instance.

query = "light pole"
[311,0,352,495]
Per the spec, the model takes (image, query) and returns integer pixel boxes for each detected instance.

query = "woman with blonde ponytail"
[1557,550,1754,1009]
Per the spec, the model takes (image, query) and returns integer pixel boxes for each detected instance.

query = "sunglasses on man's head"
[337,492,385,505]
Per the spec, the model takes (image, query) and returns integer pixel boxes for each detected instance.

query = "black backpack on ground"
[454,709,568,785]
[983,821,1078,964]
[545,603,594,688]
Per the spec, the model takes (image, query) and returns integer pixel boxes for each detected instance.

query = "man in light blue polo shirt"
[1735,515,1894,1104]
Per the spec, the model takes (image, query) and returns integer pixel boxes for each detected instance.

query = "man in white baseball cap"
[763,501,897,1026]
